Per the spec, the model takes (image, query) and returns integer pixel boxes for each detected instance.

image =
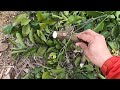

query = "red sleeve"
[101,56,120,79]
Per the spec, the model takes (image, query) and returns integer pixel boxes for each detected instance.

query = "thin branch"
[95,66,106,79]
[98,73,106,79]
[65,49,70,64]
[93,15,109,30]
[74,14,108,32]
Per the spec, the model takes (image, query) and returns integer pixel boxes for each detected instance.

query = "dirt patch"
[0,11,41,79]
[0,11,20,79]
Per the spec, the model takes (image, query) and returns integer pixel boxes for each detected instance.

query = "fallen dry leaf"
[4,67,12,75]
[2,67,12,79]
[0,42,8,52]
[1,66,14,79]
[2,74,10,79]
[0,68,5,79]
[0,53,2,57]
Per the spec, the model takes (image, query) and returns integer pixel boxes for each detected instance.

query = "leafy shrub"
[3,11,120,79]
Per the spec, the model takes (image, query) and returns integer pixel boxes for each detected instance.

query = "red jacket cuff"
[101,56,120,76]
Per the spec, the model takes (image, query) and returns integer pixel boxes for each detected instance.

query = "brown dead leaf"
[0,68,5,79]
[2,67,13,79]
[0,42,8,52]
[0,65,14,79]
[2,74,10,79]
[0,53,2,57]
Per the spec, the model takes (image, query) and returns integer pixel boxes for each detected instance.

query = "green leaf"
[36,11,44,22]
[45,26,50,33]
[75,57,81,66]
[68,15,82,24]
[116,11,120,21]
[86,11,104,17]
[13,13,30,26]
[29,29,35,44]
[73,11,79,15]
[16,32,26,48]
[104,11,115,15]
[74,73,88,79]
[47,47,55,53]
[57,51,65,61]
[106,23,114,28]
[34,67,42,73]
[55,44,61,50]
[94,22,104,32]
[30,20,39,26]
[37,47,47,56]
[42,71,51,79]
[39,23,46,29]
[83,64,94,72]
[24,48,37,57]
[101,31,110,38]
[64,11,69,16]
[46,40,54,46]
[43,13,49,20]
[51,66,65,74]
[37,30,41,37]
[86,72,96,79]
[34,34,41,44]
[61,12,68,20]
[39,31,47,42]
[3,25,14,34]
[112,25,120,38]
[8,38,16,46]
[108,41,119,51]
[49,52,56,59]
[37,30,47,42]
[22,24,30,37]
[21,18,31,26]
[84,23,94,30]
[11,49,26,54]
[109,15,115,19]
[47,60,54,64]
[44,19,55,25]
[52,14,62,19]
[56,73,66,79]
[52,59,58,63]
[35,73,41,79]
[116,35,120,43]
[62,39,67,44]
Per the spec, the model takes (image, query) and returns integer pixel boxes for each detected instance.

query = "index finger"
[76,33,94,43]
[82,29,98,36]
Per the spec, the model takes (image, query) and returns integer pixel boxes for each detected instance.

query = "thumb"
[75,42,89,53]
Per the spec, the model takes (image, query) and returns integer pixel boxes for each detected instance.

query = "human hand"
[76,29,112,67]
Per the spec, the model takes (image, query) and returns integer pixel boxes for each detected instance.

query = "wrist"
[99,53,113,67]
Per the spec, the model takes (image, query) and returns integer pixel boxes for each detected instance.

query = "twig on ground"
[74,14,108,32]
[0,62,6,79]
